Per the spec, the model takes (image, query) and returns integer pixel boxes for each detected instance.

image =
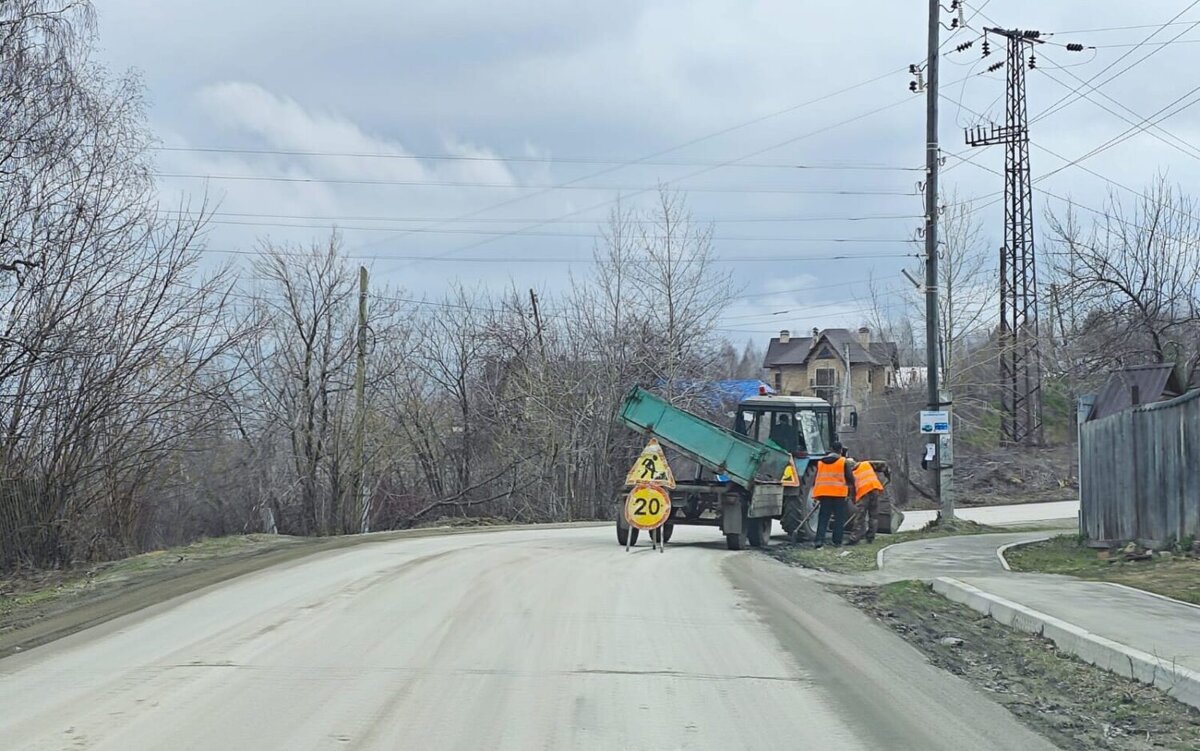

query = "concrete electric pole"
[922,0,953,519]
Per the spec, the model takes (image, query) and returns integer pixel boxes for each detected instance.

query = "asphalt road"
[0,526,1058,750]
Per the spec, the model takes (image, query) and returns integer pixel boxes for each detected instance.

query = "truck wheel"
[617,524,640,546]
[662,524,674,543]
[748,517,771,548]
[781,496,805,538]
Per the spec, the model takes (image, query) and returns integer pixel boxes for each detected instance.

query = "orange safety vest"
[812,457,849,499]
[853,461,885,502]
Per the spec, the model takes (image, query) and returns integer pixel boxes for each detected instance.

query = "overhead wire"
[162,209,923,226]
[297,65,910,258]
[942,92,1200,227]
[150,146,920,172]
[153,173,916,196]
[1027,1,1200,125]
[190,246,918,264]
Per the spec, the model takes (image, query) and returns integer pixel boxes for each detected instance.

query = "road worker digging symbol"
[780,458,800,487]
[624,438,676,489]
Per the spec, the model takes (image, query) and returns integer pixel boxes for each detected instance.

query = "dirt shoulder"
[1005,535,1200,605]
[844,581,1200,751]
[0,522,601,659]
[767,518,1000,573]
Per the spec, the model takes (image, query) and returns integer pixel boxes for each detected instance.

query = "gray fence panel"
[1080,389,1200,547]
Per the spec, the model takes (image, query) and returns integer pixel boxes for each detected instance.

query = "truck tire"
[662,523,674,543]
[617,524,639,546]
[748,517,771,548]
[781,495,806,538]
[615,501,639,547]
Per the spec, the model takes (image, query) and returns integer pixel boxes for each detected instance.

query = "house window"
[867,369,873,384]
[773,371,782,391]
[815,368,836,386]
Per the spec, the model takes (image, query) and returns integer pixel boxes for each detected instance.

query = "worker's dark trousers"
[850,491,880,543]
[814,496,848,546]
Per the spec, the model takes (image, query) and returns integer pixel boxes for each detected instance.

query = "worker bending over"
[848,460,888,545]
[812,441,856,548]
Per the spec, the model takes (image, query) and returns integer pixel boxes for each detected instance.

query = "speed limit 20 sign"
[624,483,671,530]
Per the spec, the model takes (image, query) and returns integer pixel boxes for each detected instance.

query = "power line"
[1088,37,1200,49]
[945,93,1200,227]
[197,246,918,264]
[1033,77,1200,178]
[163,209,923,225]
[154,173,916,196]
[151,146,921,172]
[197,220,914,242]
[374,90,936,270]
[1028,1,1200,125]
[1053,20,1200,35]
[326,66,910,258]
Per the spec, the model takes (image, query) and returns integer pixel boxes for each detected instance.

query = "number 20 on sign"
[625,484,671,531]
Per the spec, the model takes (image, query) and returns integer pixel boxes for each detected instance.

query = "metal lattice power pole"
[965,27,1044,447]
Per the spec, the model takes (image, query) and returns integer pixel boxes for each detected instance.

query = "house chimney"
[811,327,819,338]
[779,329,790,344]
[857,326,871,347]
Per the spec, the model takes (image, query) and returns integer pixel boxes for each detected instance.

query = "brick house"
[762,327,899,411]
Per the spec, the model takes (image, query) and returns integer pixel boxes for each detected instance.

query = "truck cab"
[733,393,836,460]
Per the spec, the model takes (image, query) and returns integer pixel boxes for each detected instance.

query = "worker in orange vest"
[812,441,857,548]
[848,460,888,545]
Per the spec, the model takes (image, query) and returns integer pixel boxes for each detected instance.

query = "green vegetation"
[768,518,999,573]
[0,535,302,616]
[845,581,1200,751]
[1005,535,1200,605]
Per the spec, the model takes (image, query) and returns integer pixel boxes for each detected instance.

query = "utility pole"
[529,289,546,359]
[353,266,369,533]
[922,0,953,519]
[842,342,853,428]
[966,27,1045,447]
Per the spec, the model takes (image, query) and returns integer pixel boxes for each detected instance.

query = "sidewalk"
[876,531,1200,709]
[897,499,1079,532]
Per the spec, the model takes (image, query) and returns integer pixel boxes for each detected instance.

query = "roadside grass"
[0,534,304,616]
[845,580,1200,751]
[1005,535,1200,605]
[768,518,1000,573]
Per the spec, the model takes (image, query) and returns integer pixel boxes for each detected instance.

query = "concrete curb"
[933,576,1200,710]
[876,543,897,570]
[994,536,1051,571]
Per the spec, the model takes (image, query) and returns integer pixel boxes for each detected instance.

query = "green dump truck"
[616,386,837,550]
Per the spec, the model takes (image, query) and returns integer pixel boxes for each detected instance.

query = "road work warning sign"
[780,458,800,487]
[625,484,672,530]
[625,438,675,489]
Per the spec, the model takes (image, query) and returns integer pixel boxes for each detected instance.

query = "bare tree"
[1046,177,1200,384]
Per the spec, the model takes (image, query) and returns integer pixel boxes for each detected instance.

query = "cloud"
[91,0,1200,329]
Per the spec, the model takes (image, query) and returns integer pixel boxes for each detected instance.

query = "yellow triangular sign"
[781,458,800,487]
[625,438,676,489]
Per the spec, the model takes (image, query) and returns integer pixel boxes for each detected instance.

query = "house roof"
[763,328,895,369]
[1088,363,1184,421]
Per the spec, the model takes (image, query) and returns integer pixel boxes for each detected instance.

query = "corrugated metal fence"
[1080,388,1200,546]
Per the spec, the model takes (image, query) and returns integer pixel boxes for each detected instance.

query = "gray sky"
[94,1,1200,342]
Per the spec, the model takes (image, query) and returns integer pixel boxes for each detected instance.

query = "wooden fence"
[1080,389,1200,547]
